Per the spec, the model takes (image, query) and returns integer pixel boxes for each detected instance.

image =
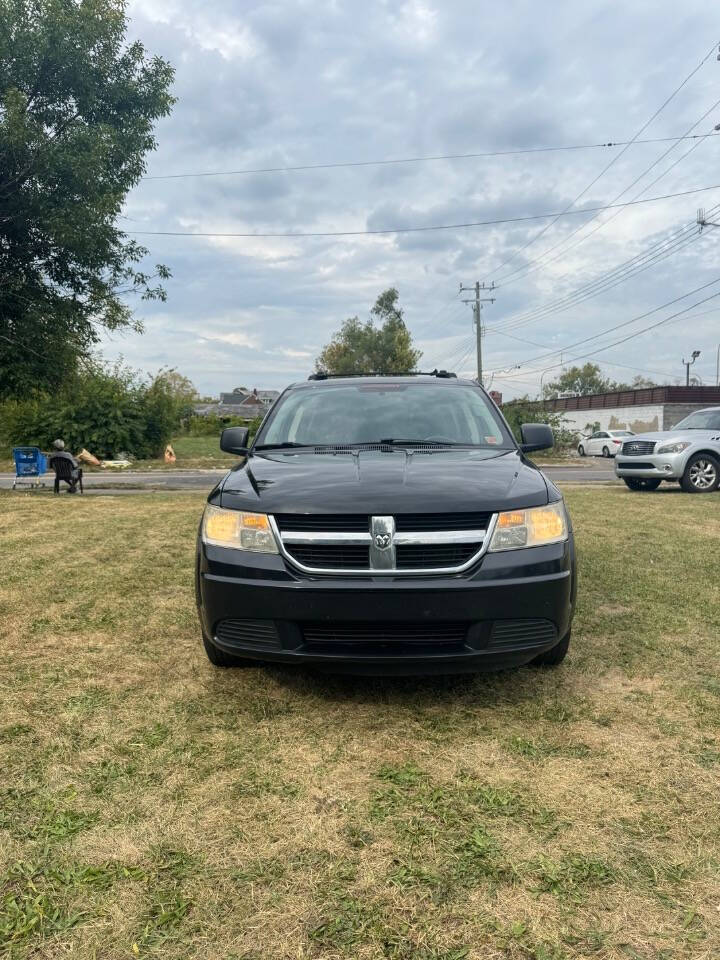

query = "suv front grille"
[622,440,655,456]
[395,512,492,532]
[285,544,370,569]
[275,514,369,532]
[274,512,494,575]
[395,543,478,569]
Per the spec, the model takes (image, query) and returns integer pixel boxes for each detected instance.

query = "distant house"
[193,385,281,421]
[218,386,280,408]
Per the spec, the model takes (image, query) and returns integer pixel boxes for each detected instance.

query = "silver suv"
[614,406,720,493]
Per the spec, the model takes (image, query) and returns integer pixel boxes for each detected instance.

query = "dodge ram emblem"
[374,532,392,549]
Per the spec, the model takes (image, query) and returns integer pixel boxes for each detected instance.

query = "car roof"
[288,375,479,390]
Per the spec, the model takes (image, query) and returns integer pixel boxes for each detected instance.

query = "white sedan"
[578,430,634,458]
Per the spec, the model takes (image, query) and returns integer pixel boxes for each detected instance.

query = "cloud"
[112,0,720,399]
[200,331,261,349]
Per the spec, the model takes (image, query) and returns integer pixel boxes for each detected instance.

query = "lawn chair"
[50,456,84,494]
[11,447,47,490]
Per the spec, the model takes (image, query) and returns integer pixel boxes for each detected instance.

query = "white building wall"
[556,405,664,435]
[553,402,710,436]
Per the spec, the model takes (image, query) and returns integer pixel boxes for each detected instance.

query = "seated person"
[48,439,81,493]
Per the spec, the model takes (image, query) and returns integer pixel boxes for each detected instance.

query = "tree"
[154,368,198,425]
[316,288,422,374]
[502,396,575,447]
[0,359,179,458]
[0,0,175,398]
[544,363,615,398]
[611,375,659,390]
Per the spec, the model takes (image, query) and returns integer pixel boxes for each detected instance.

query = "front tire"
[680,453,720,494]
[531,631,570,667]
[578,445,585,457]
[202,633,254,668]
[623,477,662,492]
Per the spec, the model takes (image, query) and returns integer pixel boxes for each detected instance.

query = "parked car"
[196,373,577,675]
[615,406,720,493]
[577,429,634,458]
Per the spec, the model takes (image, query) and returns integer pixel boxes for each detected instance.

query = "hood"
[218,448,551,514]
[625,429,720,444]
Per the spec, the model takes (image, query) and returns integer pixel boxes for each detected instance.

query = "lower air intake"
[488,619,557,649]
[215,619,281,649]
[302,621,469,645]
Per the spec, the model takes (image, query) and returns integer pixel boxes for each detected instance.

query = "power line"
[488,281,720,377]
[127,182,720,239]
[139,133,720,180]
[492,94,720,290]
[486,201,720,334]
[479,38,720,282]
[492,276,720,373]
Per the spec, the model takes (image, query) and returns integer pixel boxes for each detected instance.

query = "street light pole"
[682,350,701,386]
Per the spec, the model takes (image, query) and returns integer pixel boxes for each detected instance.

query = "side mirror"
[520,422,554,453]
[220,426,250,455]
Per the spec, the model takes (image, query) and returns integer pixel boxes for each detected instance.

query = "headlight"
[488,501,567,552]
[202,505,278,554]
[656,441,691,455]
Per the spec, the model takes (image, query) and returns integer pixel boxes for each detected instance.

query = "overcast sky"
[105,0,720,399]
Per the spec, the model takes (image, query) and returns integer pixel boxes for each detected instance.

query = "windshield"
[610,431,633,437]
[256,382,513,448]
[672,410,720,431]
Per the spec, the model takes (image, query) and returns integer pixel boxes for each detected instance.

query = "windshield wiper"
[254,441,309,451]
[377,437,460,446]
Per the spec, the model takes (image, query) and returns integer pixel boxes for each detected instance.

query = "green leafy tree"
[545,363,615,398]
[611,375,659,390]
[502,396,574,446]
[154,368,198,427]
[0,360,179,458]
[0,0,175,398]
[316,288,422,374]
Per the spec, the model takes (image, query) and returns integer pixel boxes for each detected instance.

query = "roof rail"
[308,369,457,381]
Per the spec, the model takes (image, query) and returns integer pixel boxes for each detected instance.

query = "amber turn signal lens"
[202,506,278,554]
[489,502,567,552]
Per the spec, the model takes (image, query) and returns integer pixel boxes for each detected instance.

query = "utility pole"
[459,281,495,384]
[697,207,720,232]
[682,349,701,386]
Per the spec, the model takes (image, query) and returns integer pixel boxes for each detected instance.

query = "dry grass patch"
[0,487,719,959]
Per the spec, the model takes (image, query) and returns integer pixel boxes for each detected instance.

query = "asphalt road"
[1,459,620,494]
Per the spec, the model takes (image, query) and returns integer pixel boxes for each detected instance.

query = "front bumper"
[196,537,576,675]
[614,451,686,480]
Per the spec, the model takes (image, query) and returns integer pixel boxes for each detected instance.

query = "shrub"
[0,361,179,459]
[501,398,575,447]
[185,414,264,440]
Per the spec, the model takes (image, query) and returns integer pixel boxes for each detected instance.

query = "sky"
[105,0,720,400]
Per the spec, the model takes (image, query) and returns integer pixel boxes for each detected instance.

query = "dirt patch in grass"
[1,487,719,959]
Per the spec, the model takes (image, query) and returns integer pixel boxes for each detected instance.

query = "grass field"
[1,487,719,959]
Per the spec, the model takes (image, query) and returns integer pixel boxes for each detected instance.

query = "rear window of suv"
[257,381,514,448]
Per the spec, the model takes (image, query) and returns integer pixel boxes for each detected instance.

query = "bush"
[0,361,179,459]
[185,413,261,436]
[502,398,575,448]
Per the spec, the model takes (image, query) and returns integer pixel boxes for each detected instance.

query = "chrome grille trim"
[270,514,497,576]
[281,531,372,544]
[279,529,488,545]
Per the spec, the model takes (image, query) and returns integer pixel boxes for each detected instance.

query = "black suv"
[196,374,576,674]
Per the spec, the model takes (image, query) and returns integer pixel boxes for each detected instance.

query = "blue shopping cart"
[12,447,48,490]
